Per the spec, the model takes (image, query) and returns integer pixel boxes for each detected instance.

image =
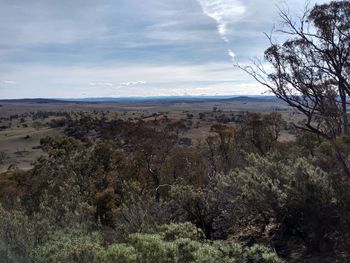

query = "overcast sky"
[0,0,330,98]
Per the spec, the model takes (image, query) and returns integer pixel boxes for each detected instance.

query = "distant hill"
[0,98,66,104]
[0,96,278,104]
[221,96,278,103]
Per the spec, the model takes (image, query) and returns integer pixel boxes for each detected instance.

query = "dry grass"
[0,126,62,173]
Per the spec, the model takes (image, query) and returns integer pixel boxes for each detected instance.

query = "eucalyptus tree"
[238,1,350,140]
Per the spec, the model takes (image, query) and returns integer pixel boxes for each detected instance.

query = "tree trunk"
[339,88,348,134]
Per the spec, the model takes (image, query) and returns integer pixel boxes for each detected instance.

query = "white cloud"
[197,0,246,42]
[3,80,17,85]
[228,49,236,60]
[89,82,114,86]
[120,81,147,87]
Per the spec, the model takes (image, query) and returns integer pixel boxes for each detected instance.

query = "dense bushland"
[0,108,350,262]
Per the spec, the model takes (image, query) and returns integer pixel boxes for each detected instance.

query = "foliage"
[0,108,348,261]
[238,113,283,155]
[295,130,321,156]
[0,205,35,263]
[224,155,337,252]
[33,229,103,263]
[100,244,137,263]
[0,213,284,263]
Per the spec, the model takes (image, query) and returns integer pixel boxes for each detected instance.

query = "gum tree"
[238,1,350,140]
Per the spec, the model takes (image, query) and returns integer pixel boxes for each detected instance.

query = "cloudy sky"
[0,0,329,98]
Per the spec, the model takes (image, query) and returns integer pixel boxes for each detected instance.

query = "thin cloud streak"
[197,0,246,65]
[197,0,246,42]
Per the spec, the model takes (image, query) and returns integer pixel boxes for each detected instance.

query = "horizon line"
[0,94,273,100]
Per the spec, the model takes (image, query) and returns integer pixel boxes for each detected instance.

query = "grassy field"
[0,126,62,173]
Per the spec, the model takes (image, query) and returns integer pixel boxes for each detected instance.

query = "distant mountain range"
[0,96,278,104]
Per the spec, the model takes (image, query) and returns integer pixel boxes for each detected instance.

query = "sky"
[0,0,330,99]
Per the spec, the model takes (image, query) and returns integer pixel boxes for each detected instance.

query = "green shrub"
[127,223,284,263]
[192,243,226,262]
[0,205,35,263]
[0,210,285,263]
[172,238,202,262]
[101,244,137,263]
[158,222,205,241]
[33,230,103,263]
[228,155,337,252]
[129,233,175,263]
[243,244,285,263]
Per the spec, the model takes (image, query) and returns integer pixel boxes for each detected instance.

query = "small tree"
[207,124,236,175]
[238,113,283,155]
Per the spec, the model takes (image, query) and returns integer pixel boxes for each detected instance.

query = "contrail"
[196,0,245,61]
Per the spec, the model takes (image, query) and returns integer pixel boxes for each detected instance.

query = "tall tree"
[238,1,350,140]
